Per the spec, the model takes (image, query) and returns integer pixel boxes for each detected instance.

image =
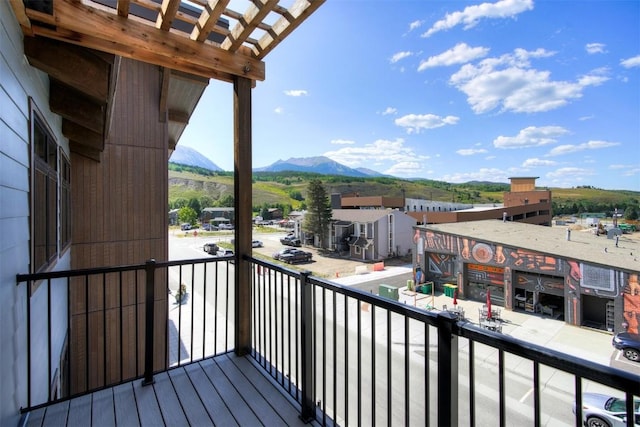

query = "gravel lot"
[250,232,410,279]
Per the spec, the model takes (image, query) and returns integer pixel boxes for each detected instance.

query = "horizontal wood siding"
[70,58,170,394]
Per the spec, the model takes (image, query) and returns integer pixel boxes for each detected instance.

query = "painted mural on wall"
[623,273,639,334]
[414,228,638,333]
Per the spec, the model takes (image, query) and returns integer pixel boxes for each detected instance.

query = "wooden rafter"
[254,0,325,59]
[10,0,325,79]
[220,0,279,53]
[156,0,181,31]
[191,0,230,42]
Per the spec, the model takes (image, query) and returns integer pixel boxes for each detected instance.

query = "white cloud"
[547,140,620,156]
[330,139,355,145]
[394,113,459,134]
[546,167,594,179]
[381,107,397,116]
[422,0,533,38]
[284,90,308,97]
[449,49,610,113]
[609,164,640,177]
[274,107,284,114]
[390,51,413,63]
[493,126,569,149]
[585,43,606,54]
[418,43,489,71]
[621,55,640,68]
[456,148,488,155]
[384,161,423,176]
[323,138,429,172]
[522,158,557,167]
[439,167,509,183]
[409,20,423,32]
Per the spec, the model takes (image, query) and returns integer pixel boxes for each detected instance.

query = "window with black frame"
[31,105,59,273]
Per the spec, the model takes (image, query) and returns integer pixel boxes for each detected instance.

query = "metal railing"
[248,256,640,427]
[16,256,234,410]
[17,256,640,426]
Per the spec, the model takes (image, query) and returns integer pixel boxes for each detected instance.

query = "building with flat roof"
[413,219,639,334]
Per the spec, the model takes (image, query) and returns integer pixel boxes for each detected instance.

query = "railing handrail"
[16,255,640,425]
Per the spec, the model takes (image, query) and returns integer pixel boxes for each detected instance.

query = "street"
[167,231,639,426]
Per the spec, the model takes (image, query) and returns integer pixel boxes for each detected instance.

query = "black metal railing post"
[299,270,315,423]
[142,259,156,386]
[437,311,459,427]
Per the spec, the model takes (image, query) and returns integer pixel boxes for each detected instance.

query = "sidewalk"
[333,264,616,369]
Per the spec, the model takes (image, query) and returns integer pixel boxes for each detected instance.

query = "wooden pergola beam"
[28,0,265,81]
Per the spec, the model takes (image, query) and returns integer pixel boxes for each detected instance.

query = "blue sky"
[178,0,640,191]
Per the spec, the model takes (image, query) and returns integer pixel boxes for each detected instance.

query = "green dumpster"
[443,283,457,298]
[418,283,432,294]
[378,284,399,301]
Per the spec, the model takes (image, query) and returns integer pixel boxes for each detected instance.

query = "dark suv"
[280,235,302,247]
[612,332,640,362]
[203,242,219,255]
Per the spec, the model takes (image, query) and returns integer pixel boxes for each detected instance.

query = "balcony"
[17,257,639,426]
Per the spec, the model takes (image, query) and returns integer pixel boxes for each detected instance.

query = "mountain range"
[169,145,223,171]
[170,145,384,177]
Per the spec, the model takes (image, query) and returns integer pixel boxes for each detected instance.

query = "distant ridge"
[170,145,222,171]
[255,156,373,177]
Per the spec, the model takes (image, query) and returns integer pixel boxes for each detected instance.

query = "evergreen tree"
[188,197,201,217]
[303,179,332,248]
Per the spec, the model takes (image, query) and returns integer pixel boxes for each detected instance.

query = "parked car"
[280,235,301,247]
[612,332,640,362]
[573,392,640,427]
[280,250,312,264]
[273,248,304,260]
[218,223,234,230]
[252,240,263,248]
[203,242,219,255]
[216,249,235,257]
[180,223,191,231]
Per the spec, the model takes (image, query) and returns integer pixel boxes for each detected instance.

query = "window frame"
[30,99,66,274]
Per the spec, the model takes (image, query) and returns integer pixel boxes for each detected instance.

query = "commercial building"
[413,219,639,334]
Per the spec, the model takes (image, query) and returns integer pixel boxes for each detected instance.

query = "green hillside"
[168,167,640,216]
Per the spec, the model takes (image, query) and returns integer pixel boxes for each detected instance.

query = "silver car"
[574,393,639,427]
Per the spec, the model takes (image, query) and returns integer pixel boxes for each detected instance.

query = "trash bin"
[420,283,432,294]
[443,284,457,298]
[378,284,399,301]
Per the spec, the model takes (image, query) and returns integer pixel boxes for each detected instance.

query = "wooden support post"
[233,76,252,355]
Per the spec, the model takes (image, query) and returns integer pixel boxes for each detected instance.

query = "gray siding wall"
[1,5,70,425]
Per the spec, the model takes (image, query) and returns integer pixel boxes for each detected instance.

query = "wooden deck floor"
[24,353,312,427]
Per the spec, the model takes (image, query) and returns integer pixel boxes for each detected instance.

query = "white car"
[252,240,263,248]
[574,393,640,427]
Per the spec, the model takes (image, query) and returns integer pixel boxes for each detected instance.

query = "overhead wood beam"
[254,0,326,59]
[62,120,105,151]
[49,80,105,134]
[30,24,238,83]
[156,0,181,31]
[168,110,189,124]
[221,0,279,53]
[191,0,230,42]
[8,0,33,36]
[23,36,112,102]
[70,140,102,162]
[34,0,265,81]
